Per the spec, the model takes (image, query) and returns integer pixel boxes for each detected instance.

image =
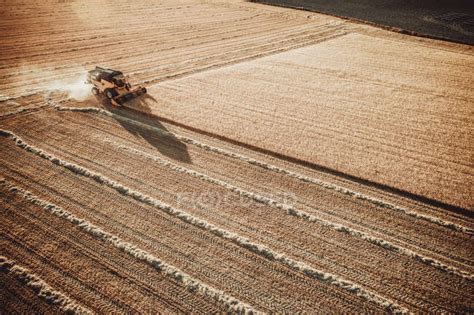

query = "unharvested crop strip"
[54,105,473,235]
[0,130,408,313]
[0,178,256,314]
[0,255,91,314]
[103,138,474,281]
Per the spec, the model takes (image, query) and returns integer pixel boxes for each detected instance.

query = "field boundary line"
[0,130,408,314]
[101,137,474,281]
[0,255,92,314]
[0,178,257,314]
[53,105,474,235]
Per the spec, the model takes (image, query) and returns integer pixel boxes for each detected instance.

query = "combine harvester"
[86,66,147,106]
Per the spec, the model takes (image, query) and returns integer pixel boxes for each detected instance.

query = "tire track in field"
[54,105,473,235]
[51,107,471,270]
[0,130,408,313]
[0,178,257,314]
[99,136,473,281]
[5,111,472,310]
[1,155,378,313]
[0,255,91,314]
[1,185,231,314]
[2,224,135,313]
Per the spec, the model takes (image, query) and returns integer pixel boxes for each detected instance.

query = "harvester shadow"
[96,95,192,164]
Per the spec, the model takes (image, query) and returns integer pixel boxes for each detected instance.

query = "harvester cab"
[86,66,147,106]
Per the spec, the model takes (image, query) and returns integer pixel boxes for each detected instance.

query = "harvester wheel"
[91,87,99,95]
[105,88,118,99]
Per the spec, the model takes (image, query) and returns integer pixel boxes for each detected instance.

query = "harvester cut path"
[87,66,147,106]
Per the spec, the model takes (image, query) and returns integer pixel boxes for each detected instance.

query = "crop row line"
[54,105,473,235]
[0,130,408,313]
[0,255,91,314]
[102,137,473,280]
[0,177,256,314]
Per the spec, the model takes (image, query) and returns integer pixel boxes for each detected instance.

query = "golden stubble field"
[148,31,474,210]
[1,0,473,313]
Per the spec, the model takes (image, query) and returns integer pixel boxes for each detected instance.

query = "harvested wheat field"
[1,0,473,313]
